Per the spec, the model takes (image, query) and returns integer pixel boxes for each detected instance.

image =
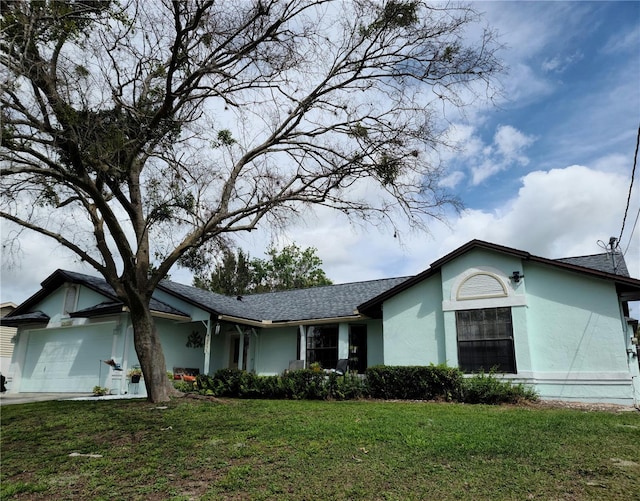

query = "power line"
[623,206,640,255]
[618,124,639,251]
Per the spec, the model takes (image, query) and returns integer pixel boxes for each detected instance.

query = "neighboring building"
[1,302,18,384]
[3,240,639,404]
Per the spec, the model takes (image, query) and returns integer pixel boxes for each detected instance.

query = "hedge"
[365,364,463,401]
[187,365,537,404]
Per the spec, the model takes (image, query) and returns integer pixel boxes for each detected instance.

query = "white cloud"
[435,165,638,276]
[601,23,640,54]
[439,171,466,189]
[541,51,583,74]
[468,125,536,185]
[494,125,535,164]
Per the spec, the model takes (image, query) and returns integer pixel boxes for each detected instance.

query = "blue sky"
[1,1,639,306]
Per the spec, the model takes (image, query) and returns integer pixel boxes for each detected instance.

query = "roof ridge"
[239,275,412,298]
[556,251,623,260]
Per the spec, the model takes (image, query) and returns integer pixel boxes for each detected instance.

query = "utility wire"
[618,124,639,252]
[623,206,639,255]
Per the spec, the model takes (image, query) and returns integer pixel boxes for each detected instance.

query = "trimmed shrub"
[366,364,464,401]
[281,369,328,400]
[190,365,536,405]
[462,370,538,404]
[325,373,368,400]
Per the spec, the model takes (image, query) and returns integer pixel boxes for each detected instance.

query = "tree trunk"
[129,302,178,403]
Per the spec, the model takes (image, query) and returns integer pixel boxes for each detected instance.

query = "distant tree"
[194,248,252,296]
[1,0,501,401]
[251,244,333,293]
[196,245,332,294]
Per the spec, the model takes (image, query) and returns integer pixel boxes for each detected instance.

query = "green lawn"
[1,398,639,500]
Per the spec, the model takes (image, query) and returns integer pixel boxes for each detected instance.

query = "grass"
[1,398,639,500]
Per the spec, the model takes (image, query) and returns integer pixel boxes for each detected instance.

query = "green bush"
[462,370,538,404]
[188,365,536,405]
[281,369,328,399]
[325,373,368,400]
[366,364,463,401]
[192,368,367,400]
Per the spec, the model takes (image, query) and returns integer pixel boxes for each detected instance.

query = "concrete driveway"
[0,392,147,405]
[0,392,89,405]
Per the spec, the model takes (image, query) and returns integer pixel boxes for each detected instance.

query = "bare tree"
[0,0,502,402]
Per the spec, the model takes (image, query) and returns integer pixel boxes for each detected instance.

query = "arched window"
[453,271,516,373]
[457,272,507,300]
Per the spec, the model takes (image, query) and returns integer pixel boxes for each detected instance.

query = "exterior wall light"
[509,271,524,283]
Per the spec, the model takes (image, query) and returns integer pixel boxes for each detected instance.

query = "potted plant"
[127,367,142,383]
[92,385,109,396]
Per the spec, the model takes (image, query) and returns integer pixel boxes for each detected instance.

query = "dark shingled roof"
[0,311,50,327]
[9,269,188,320]
[555,253,629,277]
[158,277,411,322]
[239,277,411,322]
[158,280,261,319]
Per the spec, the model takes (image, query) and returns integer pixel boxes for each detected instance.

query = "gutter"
[216,314,367,328]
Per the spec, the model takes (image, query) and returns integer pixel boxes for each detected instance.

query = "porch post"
[298,325,306,366]
[338,323,349,360]
[235,325,245,370]
[203,319,212,375]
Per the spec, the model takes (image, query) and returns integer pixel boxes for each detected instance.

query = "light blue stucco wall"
[521,262,634,403]
[30,288,67,317]
[254,326,298,375]
[382,272,445,366]
[380,248,637,405]
[364,319,384,367]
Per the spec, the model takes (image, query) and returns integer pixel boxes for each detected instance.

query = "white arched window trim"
[442,266,526,311]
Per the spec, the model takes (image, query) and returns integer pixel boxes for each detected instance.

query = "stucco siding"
[383,273,444,365]
[255,327,297,375]
[525,264,627,373]
[33,288,68,317]
[157,319,205,375]
[75,286,112,312]
[365,319,384,366]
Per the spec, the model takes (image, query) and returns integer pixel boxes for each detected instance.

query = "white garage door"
[21,325,114,392]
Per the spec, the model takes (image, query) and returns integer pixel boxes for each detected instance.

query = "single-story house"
[3,240,640,405]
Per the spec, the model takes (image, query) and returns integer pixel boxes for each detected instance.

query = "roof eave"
[217,313,367,328]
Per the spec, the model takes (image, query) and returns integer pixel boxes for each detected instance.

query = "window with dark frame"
[456,307,516,373]
[306,325,338,369]
[349,325,367,374]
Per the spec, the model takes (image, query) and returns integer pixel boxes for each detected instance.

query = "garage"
[20,324,115,392]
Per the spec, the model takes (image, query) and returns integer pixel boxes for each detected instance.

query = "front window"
[306,325,338,369]
[456,307,516,373]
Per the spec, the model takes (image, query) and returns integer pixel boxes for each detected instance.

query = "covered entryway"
[19,324,114,392]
